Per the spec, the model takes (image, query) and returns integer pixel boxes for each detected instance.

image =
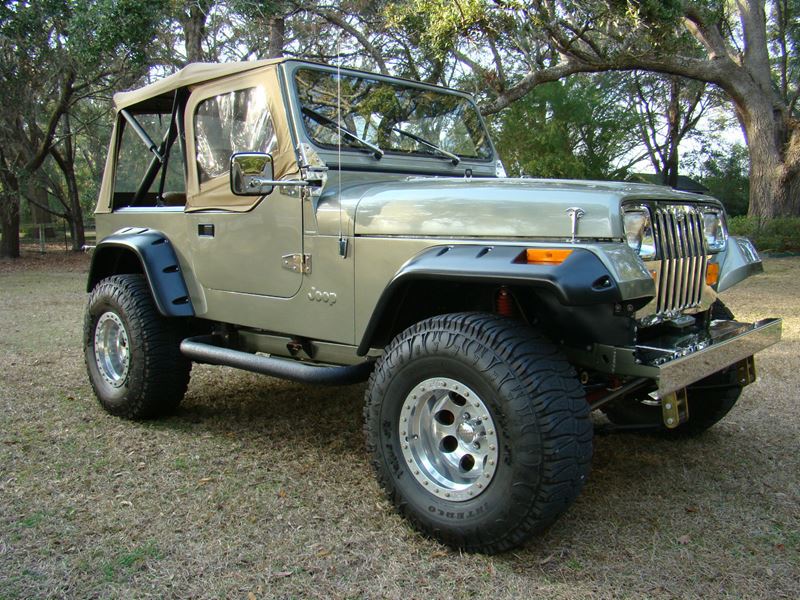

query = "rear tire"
[364,312,592,553]
[84,274,191,419]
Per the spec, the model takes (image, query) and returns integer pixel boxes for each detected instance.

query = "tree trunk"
[179,2,209,63]
[267,16,285,58]
[663,78,680,188]
[737,88,800,219]
[63,114,84,251]
[0,194,20,258]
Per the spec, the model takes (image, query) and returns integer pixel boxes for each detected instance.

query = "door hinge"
[282,253,312,274]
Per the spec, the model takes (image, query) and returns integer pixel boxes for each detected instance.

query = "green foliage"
[728,216,800,253]
[689,144,750,216]
[384,0,493,56]
[491,74,640,179]
[67,0,169,71]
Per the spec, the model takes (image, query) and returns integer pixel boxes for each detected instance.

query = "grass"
[1,250,798,598]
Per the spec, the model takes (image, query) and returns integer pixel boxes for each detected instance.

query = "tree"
[492,74,642,179]
[389,1,799,219]
[687,143,751,216]
[0,0,166,257]
[629,74,713,187]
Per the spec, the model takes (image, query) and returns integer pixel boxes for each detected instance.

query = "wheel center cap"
[457,422,476,443]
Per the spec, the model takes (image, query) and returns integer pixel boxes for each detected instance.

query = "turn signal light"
[706,262,720,286]
[526,248,573,265]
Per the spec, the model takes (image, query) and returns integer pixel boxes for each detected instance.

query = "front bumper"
[569,318,782,398]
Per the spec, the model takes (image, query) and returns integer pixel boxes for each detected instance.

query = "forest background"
[1,0,798,258]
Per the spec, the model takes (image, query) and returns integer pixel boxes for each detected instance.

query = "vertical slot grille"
[653,206,707,313]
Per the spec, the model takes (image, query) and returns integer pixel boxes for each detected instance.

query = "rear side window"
[114,110,186,208]
[194,86,277,183]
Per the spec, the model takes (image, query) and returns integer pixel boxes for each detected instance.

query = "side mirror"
[230,152,275,196]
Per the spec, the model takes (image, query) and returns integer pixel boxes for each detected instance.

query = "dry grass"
[0,253,798,599]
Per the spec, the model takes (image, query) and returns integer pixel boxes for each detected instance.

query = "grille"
[652,205,707,314]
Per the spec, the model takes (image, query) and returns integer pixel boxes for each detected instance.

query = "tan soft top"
[113,59,285,110]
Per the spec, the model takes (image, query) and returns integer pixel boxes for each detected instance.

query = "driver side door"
[183,69,303,299]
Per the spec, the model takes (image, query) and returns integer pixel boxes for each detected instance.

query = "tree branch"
[22,69,75,174]
[310,9,388,74]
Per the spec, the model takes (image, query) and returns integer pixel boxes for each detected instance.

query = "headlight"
[622,207,656,260]
[702,207,727,252]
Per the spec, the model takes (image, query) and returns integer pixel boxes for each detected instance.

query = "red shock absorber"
[495,286,516,317]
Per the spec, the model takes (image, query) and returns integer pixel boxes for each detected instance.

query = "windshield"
[294,68,493,161]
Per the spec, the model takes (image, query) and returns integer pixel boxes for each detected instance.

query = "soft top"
[113,59,285,110]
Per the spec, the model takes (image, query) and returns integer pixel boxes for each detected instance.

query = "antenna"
[336,31,347,258]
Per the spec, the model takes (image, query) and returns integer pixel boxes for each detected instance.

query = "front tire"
[364,313,592,553]
[84,274,191,419]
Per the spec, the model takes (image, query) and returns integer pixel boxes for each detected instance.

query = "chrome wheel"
[94,311,130,388]
[400,377,499,502]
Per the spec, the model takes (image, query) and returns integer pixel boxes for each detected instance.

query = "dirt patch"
[0,245,90,274]
[0,256,798,599]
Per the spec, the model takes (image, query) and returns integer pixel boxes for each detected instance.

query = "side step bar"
[180,335,374,386]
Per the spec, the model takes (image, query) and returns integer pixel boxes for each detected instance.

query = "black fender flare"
[357,244,630,355]
[87,227,194,317]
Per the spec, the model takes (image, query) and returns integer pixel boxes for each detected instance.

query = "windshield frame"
[284,62,497,173]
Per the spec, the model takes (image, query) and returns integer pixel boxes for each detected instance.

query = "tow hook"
[661,388,689,428]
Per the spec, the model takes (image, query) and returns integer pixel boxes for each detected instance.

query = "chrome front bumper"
[569,318,782,398]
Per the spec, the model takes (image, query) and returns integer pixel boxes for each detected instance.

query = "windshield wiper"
[392,127,460,165]
[301,107,384,159]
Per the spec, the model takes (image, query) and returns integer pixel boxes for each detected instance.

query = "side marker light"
[526,249,573,265]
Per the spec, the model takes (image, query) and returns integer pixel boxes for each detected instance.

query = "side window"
[114,111,186,208]
[194,86,277,183]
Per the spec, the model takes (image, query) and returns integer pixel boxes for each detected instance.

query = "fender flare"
[356,244,631,355]
[717,236,764,292]
[87,227,194,317]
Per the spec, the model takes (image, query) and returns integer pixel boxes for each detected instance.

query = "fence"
[19,218,96,253]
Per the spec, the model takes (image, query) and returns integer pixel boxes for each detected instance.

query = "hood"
[349,176,706,240]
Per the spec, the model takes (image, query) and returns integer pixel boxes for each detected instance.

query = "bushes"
[728,216,800,253]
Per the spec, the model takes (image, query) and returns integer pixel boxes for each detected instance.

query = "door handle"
[198,224,215,237]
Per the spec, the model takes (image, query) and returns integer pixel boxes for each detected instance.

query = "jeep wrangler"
[84,58,782,553]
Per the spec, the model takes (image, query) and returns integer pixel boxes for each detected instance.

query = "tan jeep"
[84,59,781,553]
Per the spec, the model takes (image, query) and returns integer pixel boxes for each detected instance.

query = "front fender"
[87,227,194,317]
[717,236,764,292]
[356,243,654,355]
